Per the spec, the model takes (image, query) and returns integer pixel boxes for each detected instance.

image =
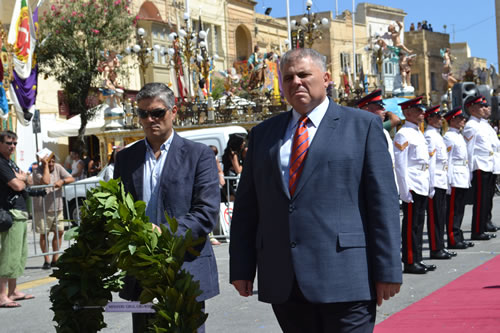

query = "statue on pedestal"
[441,48,458,89]
[98,50,124,129]
[388,21,412,54]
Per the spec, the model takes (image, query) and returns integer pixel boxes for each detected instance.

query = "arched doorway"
[235,25,252,61]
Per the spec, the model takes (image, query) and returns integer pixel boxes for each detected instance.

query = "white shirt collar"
[145,130,175,153]
[291,97,329,128]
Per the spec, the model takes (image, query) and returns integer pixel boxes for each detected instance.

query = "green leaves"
[37,0,135,141]
[51,179,207,332]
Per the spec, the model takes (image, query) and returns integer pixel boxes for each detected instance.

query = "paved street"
[1,197,500,332]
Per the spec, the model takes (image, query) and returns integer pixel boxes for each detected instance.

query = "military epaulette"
[394,141,409,151]
[429,149,436,157]
[447,146,452,152]
[464,135,473,142]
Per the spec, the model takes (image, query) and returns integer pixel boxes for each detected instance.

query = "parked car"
[63,166,108,225]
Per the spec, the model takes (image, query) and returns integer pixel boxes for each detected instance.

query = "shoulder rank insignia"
[429,149,436,157]
[464,135,473,142]
[447,146,452,152]
[394,141,409,151]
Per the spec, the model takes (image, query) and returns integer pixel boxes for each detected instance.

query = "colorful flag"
[8,0,36,79]
[8,2,38,125]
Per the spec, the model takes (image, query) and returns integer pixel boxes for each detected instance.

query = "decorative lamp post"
[165,13,219,123]
[125,27,159,86]
[290,0,329,49]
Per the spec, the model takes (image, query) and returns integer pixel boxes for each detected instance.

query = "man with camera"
[0,130,34,308]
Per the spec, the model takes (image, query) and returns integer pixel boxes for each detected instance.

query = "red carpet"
[375,255,500,332]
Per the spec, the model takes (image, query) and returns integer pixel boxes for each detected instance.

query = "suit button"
[289,205,294,213]
[290,242,296,248]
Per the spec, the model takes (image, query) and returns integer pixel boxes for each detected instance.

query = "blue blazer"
[230,99,402,304]
[114,133,220,301]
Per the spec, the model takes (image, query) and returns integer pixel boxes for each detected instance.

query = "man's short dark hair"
[280,48,327,73]
[136,83,175,110]
[0,130,17,143]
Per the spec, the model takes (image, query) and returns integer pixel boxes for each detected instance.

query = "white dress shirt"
[280,97,329,189]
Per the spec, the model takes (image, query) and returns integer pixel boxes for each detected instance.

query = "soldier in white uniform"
[463,96,497,241]
[394,97,433,274]
[443,107,475,250]
[355,89,397,189]
[480,98,500,232]
[424,106,456,259]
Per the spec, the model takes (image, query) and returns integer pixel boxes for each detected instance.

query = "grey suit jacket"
[230,99,402,304]
[114,133,220,301]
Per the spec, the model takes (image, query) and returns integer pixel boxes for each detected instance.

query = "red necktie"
[289,116,309,196]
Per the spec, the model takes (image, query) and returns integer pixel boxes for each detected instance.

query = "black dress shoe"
[448,242,468,249]
[443,249,457,257]
[420,261,437,271]
[471,233,493,240]
[486,222,500,232]
[464,241,475,248]
[404,263,427,274]
[430,250,452,259]
[487,233,497,238]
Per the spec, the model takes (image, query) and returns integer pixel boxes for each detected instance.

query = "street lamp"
[290,0,329,49]
[164,13,220,123]
[125,27,159,85]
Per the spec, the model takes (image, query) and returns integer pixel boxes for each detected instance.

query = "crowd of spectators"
[409,21,433,32]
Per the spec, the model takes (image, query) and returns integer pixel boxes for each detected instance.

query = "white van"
[177,125,248,159]
[63,125,248,226]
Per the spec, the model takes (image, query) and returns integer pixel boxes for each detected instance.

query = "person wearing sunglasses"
[113,83,220,332]
[0,130,35,308]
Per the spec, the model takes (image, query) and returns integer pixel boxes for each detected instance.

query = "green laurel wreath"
[49,179,207,332]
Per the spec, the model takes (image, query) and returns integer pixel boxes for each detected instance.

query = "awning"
[47,105,106,138]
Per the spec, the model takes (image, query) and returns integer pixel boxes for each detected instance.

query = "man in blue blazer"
[230,49,402,332]
[114,83,220,333]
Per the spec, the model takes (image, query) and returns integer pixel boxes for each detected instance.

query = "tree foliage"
[50,178,207,332]
[37,0,135,144]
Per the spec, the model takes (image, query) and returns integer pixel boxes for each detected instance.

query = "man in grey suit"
[229,49,402,332]
[114,83,220,333]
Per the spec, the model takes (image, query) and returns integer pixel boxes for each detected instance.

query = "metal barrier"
[27,181,101,259]
[26,175,239,258]
[212,175,240,242]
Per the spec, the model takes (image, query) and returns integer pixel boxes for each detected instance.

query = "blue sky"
[255,0,497,68]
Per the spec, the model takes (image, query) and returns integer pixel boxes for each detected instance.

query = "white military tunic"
[424,125,448,191]
[394,122,430,202]
[481,119,500,175]
[463,116,495,173]
[443,127,470,189]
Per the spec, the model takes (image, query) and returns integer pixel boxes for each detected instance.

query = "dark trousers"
[402,192,428,264]
[446,187,468,246]
[487,174,497,225]
[132,302,205,333]
[471,170,493,236]
[426,188,446,251]
[272,279,375,333]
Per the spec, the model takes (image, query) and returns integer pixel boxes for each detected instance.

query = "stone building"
[404,29,450,104]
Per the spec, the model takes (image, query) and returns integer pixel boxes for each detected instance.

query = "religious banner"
[8,0,38,125]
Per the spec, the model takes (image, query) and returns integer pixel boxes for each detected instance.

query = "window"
[340,53,351,73]
[384,62,393,75]
[214,25,222,56]
[411,74,419,90]
[431,72,436,91]
[355,54,362,74]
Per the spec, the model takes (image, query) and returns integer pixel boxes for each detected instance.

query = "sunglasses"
[136,108,169,119]
[3,141,17,146]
